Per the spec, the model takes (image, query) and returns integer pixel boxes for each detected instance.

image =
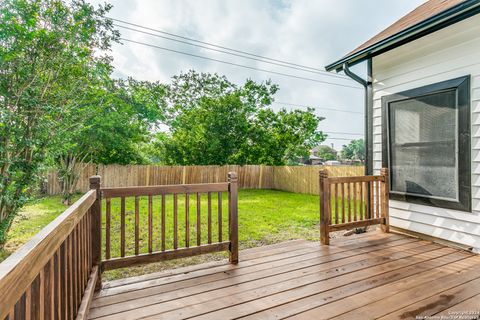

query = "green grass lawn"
[0,189,321,280]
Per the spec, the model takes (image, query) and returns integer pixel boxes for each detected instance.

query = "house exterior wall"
[372,14,480,251]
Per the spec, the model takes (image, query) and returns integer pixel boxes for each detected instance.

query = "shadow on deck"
[88,231,480,320]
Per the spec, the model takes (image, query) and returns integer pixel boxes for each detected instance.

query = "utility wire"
[111,17,350,79]
[119,38,363,90]
[274,102,362,114]
[114,23,352,81]
[326,137,358,141]
[323,131,363,135]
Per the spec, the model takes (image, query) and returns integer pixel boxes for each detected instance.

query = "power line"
[323,131,363,135]
[119,38,363,90]
[114,23,353,80]
[111,17,351,80]
[274,102,362,114]
[326,137,358,141]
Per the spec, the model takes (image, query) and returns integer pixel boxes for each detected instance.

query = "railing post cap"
[90,175,101,189]
[89,175,101,182]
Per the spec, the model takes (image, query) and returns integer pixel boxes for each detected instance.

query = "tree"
[315,145,337,161]
[0,0,117,244]
[159,71,326,165]
[340,139,365,162]
[54,78,166,204]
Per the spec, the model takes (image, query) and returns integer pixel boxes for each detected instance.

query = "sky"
[89,0,425,149]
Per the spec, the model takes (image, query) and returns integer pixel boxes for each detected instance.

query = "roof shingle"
[347,0,466,57]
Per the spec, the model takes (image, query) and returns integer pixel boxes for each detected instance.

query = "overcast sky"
[90,0,425,149]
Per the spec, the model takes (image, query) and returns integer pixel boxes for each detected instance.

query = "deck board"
[88,231,480,320]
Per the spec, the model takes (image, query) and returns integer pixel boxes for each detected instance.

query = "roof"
[325,0,480,71]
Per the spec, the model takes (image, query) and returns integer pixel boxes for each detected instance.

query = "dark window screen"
[389,90,458,201]
[382,76,470,211]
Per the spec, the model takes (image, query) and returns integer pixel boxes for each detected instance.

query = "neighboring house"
[298,155,323,165]
[326,0,480,251]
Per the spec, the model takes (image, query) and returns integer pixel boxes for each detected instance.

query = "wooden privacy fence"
[0,173,239,320]
[319,168,390,245]
[45,164,364,195]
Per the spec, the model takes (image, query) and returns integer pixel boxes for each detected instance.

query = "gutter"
[326,0,480,72]
[342,62,373,176]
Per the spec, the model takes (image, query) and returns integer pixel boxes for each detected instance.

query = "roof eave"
[325,0,480,72]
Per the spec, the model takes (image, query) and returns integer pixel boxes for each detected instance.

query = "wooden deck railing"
[0,187,99,320]
[99,172,239,272]
[0,172,238,320]
[319,168,389,245]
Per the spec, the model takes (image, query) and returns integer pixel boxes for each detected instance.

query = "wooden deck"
[87,231,480,320]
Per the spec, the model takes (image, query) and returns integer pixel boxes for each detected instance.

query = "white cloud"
[90,0,425,149]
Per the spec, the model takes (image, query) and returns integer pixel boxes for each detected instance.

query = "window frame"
[381,75,471,212]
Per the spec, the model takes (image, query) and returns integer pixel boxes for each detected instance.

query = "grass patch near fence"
[0,190,321,280]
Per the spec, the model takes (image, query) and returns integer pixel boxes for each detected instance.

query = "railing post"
[319,170,330,245]
[228,172,238,264]
[380,168,390,233]
[89,176,102,290]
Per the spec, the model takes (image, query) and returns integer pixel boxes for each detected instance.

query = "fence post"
[380,168,390,233]
[89,176,102,290]
[319,170,330,245]
[228,172,239,264]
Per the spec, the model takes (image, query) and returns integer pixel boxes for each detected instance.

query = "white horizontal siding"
[372,14,480,250]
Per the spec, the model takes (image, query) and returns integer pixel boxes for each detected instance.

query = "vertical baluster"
[29,272,41,319]
[370,180,374,219]
[134,196,139,255]
[217,192,222,242]
[120,197,126,257]
[161,194,166,251]
[105,198,111,260]
[148,195,153,253]
[364,181,368,220]
[54,249,60,320]
[78,224,83,305]
[83,216,87,287]
[347,182,351,222]
[79,218,84,293]
[375,179,380,218]
[207,192,212,244]
[360,182,364,220]
[381,168,390,232]
[14,293,26,320]
[334,183,338,224]
[60,243,66,319]
[72,225,79,314]
[173,194,178,249]
[197,193,201,246]
[68,235,73,319]
[185,193,190,248]
[341,183,345,223]
[353,182,357,221]
[47,259,54,319]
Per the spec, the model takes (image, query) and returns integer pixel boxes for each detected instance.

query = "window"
[382,76,471,211]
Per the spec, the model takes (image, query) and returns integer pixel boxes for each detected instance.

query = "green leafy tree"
[0,0,117,244]
[54,78,166,204]
[315,145,337,161]
[159,71,326,165]
[340,139,365,162]
[246,108,325,165]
